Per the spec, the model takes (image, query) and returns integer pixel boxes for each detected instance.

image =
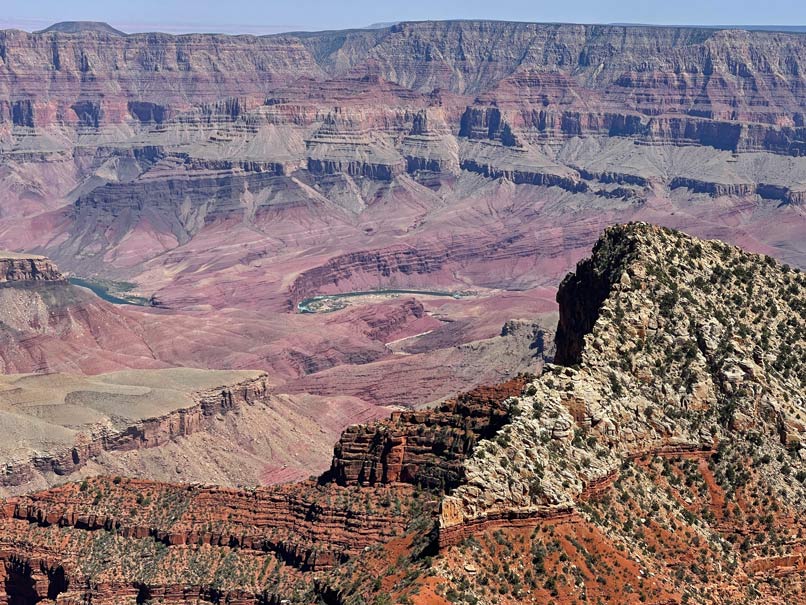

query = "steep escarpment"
[331,224,806,605]
[0,252,63,283]
[0,369,270,494]
[66,157,288,258]
[0,374,527,604]
[0,476,432,604]
[553,230,640,364]
[0,23,798,124]
[5,476,423,571]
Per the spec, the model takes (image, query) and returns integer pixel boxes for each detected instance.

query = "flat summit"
[36,21,126,35]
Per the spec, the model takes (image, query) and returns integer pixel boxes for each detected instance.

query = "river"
[297,289,463,313]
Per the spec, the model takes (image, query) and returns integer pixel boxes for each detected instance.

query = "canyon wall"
[0,253,63,283]
[0,373,271,491]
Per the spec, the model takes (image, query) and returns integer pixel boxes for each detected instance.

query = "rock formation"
[440,223,805,543]
[0,254,164,375]
[0,252,63,283]
[325,376,529,490]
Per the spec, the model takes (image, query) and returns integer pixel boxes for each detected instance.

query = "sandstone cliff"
[0,253,63,283]
[325,377,529,490]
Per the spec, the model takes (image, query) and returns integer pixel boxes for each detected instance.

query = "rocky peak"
[554,228,640,364]
[441,223,805,541]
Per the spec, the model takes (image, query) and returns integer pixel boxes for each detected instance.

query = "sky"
[0,0,804,34]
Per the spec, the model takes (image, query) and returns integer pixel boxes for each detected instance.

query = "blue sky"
[1,0,803,34]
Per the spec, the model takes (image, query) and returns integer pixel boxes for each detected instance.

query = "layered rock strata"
[0,370,270,491]
[325,376,529,490]
[0,253,63,283]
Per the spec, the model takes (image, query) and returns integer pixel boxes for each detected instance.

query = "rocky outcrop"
[325,377,529,490]
[459,107,520,147]
[0,475,427,604]
[70,158,287,250]
[440,223,805,545]
[553,231,639,364]
[0,253,63,283]
[355,298,427,342]
[0,550,69,605]
[400,109,460,177]
[306,113,406,182]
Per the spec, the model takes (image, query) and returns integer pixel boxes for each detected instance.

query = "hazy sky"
[1,0,804,34]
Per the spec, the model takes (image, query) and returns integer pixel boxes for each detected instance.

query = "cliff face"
[2,23,805,165]
[0,253,63,283]
[325,377,529,490]
[0,29,322,125]
[1,224,803,605]
[2,23,804,135]
[0,375,525,604]
[0,371,271,493]
[4,476,421,572]
[0,476,430,604]
[553,231,639,365]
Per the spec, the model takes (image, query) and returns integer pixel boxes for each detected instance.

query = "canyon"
[0,224,802,604]
[0,22,803,363]
[0,247,552,489]
[0,19,804,602]
[0,23,802,472]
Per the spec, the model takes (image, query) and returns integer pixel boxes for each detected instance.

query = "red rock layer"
[0,256,63,282]
[2,477,421,574]
[326,376,529,489]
